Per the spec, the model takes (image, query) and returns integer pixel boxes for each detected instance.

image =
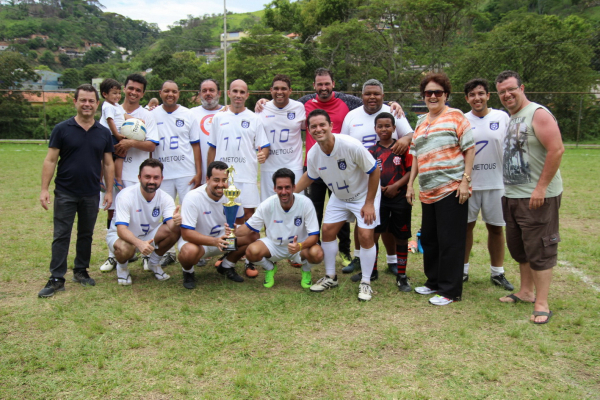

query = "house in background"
[21,70,63,91]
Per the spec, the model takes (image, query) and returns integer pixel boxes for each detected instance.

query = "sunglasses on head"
[423,90,445,98]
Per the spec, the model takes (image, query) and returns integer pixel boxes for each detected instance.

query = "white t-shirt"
[307,134,378,203]
[466,108,509,190]
[122,106,160,182]
[111,184,175,239]
[257,99,306,172]
[180,184,244,237]
[340,104,413,149]
[190,105,224,184]
[152,105,201,180]
[100,101,125,136]
[246,193,319,244]
[208,109,270,184]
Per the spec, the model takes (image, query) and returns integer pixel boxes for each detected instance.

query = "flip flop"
[532,310,553,324]
[500,293,535,304]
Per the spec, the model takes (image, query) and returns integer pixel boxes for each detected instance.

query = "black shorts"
[375,196,412,239]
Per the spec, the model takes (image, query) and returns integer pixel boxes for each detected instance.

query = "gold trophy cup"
[222,166,241,251]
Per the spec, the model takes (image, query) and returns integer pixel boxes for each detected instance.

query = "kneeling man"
[238,168,323,288]
[178,161,257,289]
[108,158,181,285]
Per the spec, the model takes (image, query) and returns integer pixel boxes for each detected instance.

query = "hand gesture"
[214,234,229,252]
[139,238,155,256]
[172,205,182,226]
[288,236,301,255]
[257,151,267,164]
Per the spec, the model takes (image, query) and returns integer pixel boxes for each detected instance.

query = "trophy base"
[223,236,237,252]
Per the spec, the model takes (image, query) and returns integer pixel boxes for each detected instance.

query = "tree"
[82,47,109,66]
[39,50,56,67]
[61,68,82,88]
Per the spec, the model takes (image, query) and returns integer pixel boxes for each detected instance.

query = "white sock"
[116,261,129,278]
[301,260,313,272]
[360,244,376,284]
[386,255,397,264]
[167,246,176,255]
[354,249,361,258]
[108,250,115,258]
[149,251,161,265]
[490,266,504,276]
[254,257,274,271]
[464,263,470,274]
[221,258,234,269]
[322,240,338,277]
[182,266,194,273]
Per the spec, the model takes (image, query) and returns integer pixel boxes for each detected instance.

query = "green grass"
[0,143,599,399]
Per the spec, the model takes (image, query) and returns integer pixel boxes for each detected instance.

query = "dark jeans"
[305,175,351,255]
[420,191,468,300]
[49,190,100,280]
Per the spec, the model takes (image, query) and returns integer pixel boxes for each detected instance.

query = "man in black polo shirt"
[38,84,115,298]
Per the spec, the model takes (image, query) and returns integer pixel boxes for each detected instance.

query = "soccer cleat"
[38,278,65,298]
[463,274,469,282]
[160,252,177,267]
[182,271,196,289]
[358,282,373,301]
[196,258,207,267]
[149,264,170,281]
[491,274,514,291]
[387,263,398,276]
[289,259,302,268]
[263,266,277,288]
[429,294,453,306]
[214,253,228,268]
[340,251,353,267]
[342,256,361,274]
[396,274,412,292]
[128,253,139,263]
[351,269,378,283]
[142,256,150,271]
[309,275,338,292]
[415,286,437,295]
[217,266,244,282]
[100,257,116,272]
[245,262,259,278]
[72,269,96,286]
[408,240,418,253]
[301,270,312,289]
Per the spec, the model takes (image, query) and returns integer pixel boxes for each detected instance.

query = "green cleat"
[301,270,312,289]
[263,266,277,288]
[340,251,353,267]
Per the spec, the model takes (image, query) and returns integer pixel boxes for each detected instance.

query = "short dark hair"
[420,72,451,97]
[100,79,121,98]
[272,168,295,186]
[161,80,178,90]
[124,73,147,92]
[374,112,395,126]
[464,78,489,96]
[306,109,331,126]
[200,79,220,92]
[139,158,164,175]
[207,161,228,178]
[74,84,99,101]
[495,70,522,86]
[271,74,291,89]
[315,68,333,81]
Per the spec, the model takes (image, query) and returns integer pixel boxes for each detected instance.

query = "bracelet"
[298,242,303,251]
[462,173,471,183]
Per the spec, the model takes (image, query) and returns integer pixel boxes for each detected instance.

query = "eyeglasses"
[423,90,445,98]
[497,87,520,96]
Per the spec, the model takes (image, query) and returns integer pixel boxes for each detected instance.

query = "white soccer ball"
[121,118,147,141]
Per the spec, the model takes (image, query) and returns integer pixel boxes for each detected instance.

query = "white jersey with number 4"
[246,193,319,244]
[466,109,509,190]
[111,184,175,238]
[122,106,160,182]
[340,104,413,149]
[307,134,378,203]
[190,105,224,184]
[180,184,244,237]
[152,105,201,180]
[208,109,270,184]
[258,99,306,172]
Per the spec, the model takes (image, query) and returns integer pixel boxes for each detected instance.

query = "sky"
[101,0,269,31]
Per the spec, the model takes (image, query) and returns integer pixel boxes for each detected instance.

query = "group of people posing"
[38,68,563,324]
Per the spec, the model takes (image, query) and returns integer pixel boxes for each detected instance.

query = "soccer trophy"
[222,166,241,251]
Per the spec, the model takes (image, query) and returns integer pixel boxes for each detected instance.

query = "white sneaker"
[415,286,438,295]
[309,275,338,292]
[117,267,132,286]
[429,294,453,306]
[149,264,170,281]
[358,282,373,301]
[100,257,116,272]
[142,256,150,271]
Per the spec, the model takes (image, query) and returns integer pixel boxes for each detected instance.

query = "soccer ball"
[121,118,146,141]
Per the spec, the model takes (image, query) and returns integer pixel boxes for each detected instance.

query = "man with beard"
[106,159,182,285]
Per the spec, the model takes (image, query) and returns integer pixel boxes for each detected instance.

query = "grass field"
[0,143,599,399]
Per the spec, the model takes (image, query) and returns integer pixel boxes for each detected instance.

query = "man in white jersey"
[256,74,306,202]
[107,159,182,285]
[340,78,414,275]
[296,109,381,301]
[177,161,259,289]
[462,78,514,291]
[99,74,160,273]
[238,168,323,288]
[190,79,225,185]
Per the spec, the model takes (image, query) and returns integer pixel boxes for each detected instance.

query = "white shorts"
[160,177,194,202]
[99,180,136,210]
[177,238,224,259]
[233,182,260,209]
[260,237,302,264]
[468,189,506,226]
[323,193,380,229]
[260,168,304,203]
[107,223,160,253]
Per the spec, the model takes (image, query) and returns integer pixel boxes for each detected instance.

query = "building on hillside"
[220,32,248,49]
[59,46,86,58]
[285,33,299,39]
[22,92,73,106]
[0,42,10,51]
[31,34,49,41]
[195,47,220,63]
[21,70,63,91]
[92,78,103,93]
